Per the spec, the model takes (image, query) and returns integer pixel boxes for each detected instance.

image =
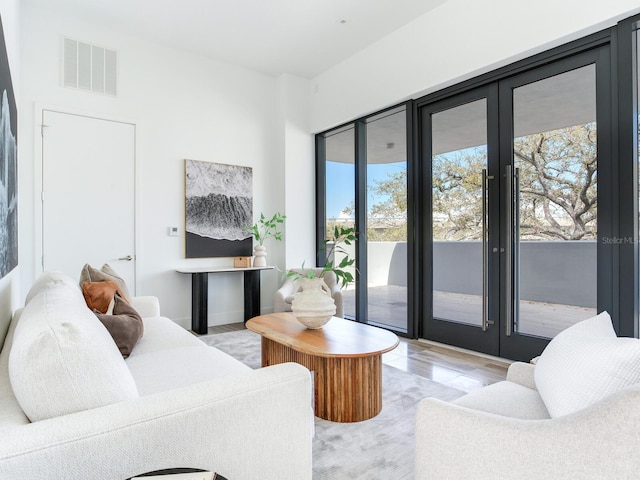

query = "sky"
[325,161,406,219]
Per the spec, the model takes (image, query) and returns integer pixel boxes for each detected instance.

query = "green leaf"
[338,257,354,268]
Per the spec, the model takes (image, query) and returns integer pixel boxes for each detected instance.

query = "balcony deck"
[343,285,595,338]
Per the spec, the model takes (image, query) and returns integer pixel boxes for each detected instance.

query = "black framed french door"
[420,45,612,360]
[421,84,501,355]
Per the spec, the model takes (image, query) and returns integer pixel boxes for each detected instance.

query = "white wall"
[310,0,640,132]
[19,5,288,328]
[0,0,19,343]
[277,74,315,270]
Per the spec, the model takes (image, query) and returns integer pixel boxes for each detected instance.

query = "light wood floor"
[205,322,510,394]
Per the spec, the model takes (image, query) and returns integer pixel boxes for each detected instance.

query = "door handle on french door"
[482,169,494,332]
[118,255,134,261]
[513,168,521,335]
[505,166,513,337]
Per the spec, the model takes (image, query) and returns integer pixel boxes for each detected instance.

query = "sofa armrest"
[0,363,313,480]
[415,385,640,480]
[130,296,160,318]
[505,361,536,390]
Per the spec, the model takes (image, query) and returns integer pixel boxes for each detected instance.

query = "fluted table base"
[262,337,383,422]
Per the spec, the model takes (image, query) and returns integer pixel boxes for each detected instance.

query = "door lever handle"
[118,255,134,261]
[481,169,492,331]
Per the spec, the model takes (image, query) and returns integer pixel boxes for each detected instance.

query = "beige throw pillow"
[79,263,131,301]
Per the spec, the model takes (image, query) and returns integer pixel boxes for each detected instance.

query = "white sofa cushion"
[9,279,139,422]
[128,316,205,357]
[0,309,30,427]
[534,311,640,418]
[453,380,550,420]
[126,345,252,396]
[24,270,80,305]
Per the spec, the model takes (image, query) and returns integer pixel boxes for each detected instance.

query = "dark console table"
[177,266,274,334]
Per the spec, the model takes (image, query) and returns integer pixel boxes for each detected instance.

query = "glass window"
[431,99,487,327]
[512,65,598,337]
[323,125,356,318]
[366,106,408,330]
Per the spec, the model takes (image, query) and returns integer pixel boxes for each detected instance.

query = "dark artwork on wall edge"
[0,15,17,281]
[184,159,253,258]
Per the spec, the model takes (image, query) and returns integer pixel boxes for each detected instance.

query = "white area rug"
[201,329,465,480]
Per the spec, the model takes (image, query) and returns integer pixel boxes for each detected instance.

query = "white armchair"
[416,311,640,480]
[415,361,640,479]
[274,268,344,318]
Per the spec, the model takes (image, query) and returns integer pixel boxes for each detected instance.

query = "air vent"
[63,37,117,96]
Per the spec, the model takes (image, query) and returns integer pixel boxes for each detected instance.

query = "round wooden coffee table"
[246,313,399,423]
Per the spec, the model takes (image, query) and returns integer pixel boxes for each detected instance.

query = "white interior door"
[41,110,136,291]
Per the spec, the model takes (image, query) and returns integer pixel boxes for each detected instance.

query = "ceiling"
[324,64,596,164]
[24,0,447,78]
[24,0,598,164]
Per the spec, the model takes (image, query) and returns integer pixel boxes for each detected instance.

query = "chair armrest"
[331,288,343,318]
[130,296,160,318]
[506,361,536,390]
[274,280,296,313]
[415,385,640,480]
[0,363,313,480]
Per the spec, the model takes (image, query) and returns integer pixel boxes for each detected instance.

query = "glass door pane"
[324,125,356,318]
[511,65,598,338]
[432,99,488,327]
[365,106,407,331]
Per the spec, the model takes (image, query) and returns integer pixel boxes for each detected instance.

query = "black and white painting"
[0,16,17,280]
[185,160,253,258]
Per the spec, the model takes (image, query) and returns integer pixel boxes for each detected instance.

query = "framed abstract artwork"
[0,15,17,280]
[184,159,253,258]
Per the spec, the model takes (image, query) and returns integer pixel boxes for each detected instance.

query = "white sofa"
[0,272,313,480]
[415,312,640,479]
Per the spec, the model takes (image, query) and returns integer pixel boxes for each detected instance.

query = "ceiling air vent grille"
[63,37,117,96]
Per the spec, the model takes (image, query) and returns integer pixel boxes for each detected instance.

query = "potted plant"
[286,225,356,328]
[286,224,356,287]
[247,212,286,267]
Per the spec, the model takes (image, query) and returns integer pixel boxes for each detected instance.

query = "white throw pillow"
[9,281,139,422]
[24,270,81,305]
[534,311,640,418]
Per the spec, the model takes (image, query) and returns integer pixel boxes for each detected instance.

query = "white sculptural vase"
[291,277,336,329]
[253,245,267,267]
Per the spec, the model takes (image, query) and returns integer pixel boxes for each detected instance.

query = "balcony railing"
[340,241,597,336]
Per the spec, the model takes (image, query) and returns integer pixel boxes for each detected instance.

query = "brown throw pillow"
[79,263,131,302]
[94,294,144,358]
[82,280,124,314]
